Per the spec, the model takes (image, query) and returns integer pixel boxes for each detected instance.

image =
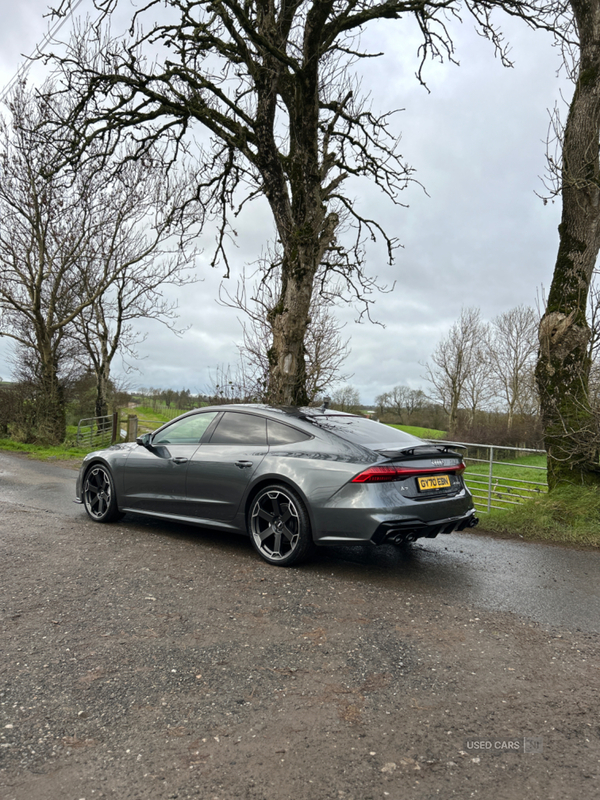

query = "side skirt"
[119,507,244,533]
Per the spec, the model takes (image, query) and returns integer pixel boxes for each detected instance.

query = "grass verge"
[481,484,600,548]
[0,438,92,462]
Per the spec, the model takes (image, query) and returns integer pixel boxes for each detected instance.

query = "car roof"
[157,403,427,450]
[184,404,363,422]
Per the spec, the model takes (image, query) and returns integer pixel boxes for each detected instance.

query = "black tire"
[248,483,314,566]
[82,464,123,523]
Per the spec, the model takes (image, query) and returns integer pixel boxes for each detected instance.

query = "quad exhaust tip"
[379,511,479,546]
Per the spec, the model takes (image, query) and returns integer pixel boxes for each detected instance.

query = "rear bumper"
[371,508,479,545]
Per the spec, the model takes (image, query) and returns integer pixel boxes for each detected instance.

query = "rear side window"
[208,412,267,445]
[267,419,312,446]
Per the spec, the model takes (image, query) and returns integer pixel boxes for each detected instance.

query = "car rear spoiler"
[376,443,466,459]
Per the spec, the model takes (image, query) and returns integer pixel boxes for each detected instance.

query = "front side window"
[153,412,218,445]
[208,412,267,446]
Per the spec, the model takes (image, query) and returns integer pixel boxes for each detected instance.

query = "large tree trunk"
[37,341,66,445]
[535,0,600,488]
[448,373,462,434]
[448,396,459,436]
[266,214,337,405]
[95,363,111,420]
[507,401,515,432]
[94,335,111,420]
[267,266,313,406]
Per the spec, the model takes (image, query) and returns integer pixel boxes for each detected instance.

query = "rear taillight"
[351,463,465,483]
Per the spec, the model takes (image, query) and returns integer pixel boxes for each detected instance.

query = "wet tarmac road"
[2,450,599,635]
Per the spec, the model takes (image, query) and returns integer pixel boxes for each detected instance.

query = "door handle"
[235,460,253,469]
[171,456,189,465]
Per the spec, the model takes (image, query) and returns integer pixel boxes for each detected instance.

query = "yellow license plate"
[417,475,451,491]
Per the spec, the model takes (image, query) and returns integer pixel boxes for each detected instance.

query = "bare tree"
[375,385,426,422]
[51,0,556,406]
[423,308,487,434]
[0,84,192,441]
[589,357,600,410]
[386,386,412,423]
[221,264,350,403]
[331,385,361,413]
[586,275,600,409]
[405,388,427,417]
[0,85,116,441]
[588,276,600,361]
[461,329,496,427]
[70,158,197,420]
[488,305,538,430]
[205,362,260,404]
[374,391,392,419]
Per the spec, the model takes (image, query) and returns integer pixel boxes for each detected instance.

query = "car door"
[122,411,219,515]
[185,410,268,521]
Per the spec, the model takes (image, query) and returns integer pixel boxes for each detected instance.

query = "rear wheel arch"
[244,476,314,531]
[245,480,315,566]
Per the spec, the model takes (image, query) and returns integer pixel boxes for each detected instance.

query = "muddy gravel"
[0,462,599,799]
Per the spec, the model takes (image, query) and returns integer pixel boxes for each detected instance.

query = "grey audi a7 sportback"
[76,404,478,566]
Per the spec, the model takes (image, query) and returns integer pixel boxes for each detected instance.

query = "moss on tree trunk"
[536,1,600,487]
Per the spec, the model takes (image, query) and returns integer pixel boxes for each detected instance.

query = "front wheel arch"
[82,462,124,523]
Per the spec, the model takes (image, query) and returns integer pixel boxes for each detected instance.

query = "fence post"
[111,411,119,444]
[127,415,138,443]
[487,446,494,513]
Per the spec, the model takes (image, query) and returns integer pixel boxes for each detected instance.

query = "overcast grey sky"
[0,1,568,403]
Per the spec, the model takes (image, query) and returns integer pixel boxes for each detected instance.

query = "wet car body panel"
[122,443,200,516]
[185,442,268,520]
[314,481,474,543]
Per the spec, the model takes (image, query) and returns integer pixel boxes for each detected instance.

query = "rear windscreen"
[311,416,423,448]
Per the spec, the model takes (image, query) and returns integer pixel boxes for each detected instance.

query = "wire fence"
[431,440,547,513]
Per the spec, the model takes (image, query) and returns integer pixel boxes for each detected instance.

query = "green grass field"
[388,424,447,439]
[133,405,192,422]
[131,405,192,433]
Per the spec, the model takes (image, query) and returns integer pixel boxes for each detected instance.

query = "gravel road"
[0,455,599,799]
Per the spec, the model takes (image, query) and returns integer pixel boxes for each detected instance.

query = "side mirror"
[136,432,153,448]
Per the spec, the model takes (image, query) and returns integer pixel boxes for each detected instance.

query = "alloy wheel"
[250,488,301,562]
[84,465,113,521]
